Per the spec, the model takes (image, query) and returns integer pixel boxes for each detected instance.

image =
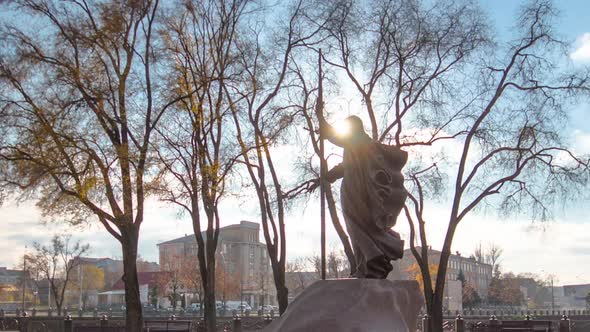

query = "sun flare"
[333,120,351,137]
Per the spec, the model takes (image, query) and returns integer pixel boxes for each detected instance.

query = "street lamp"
[444,296,452,312]
[550,277,554,310]
[22,246,28,312]
[33,291,38,310]
[78,264,84,310]
[541,270,555,311]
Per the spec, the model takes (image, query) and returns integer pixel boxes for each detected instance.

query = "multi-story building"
[100,271,173,308]
[72,257,159,289]
[0,267,27,286]
[555,283,590,310]
[0,267,35,309]
[390,246,493,310]
[446,251,493,298]
[157,220,274,309]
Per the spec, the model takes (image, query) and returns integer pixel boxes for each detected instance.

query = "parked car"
[187,303,201,312]
[258,305,273,312]
[143,304,156,313]
[223,301,251,312]
[238,303,251,311]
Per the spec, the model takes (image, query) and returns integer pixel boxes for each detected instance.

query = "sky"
[1,0,590,287]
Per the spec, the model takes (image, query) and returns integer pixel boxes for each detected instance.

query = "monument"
[264,116,422,332]
[319,115,407,279]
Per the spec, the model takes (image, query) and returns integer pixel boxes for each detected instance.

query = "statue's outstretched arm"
[326,163,344,183]
[306,163,345,193]
[319,119,347,147]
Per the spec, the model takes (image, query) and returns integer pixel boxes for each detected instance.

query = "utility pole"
[315,49,326,281]
[79,264,83,310]
[551,277,555,311]
[48,278,51,309]
[260,249,266,308]
[542,270,555,311]
[240,266,244,316]
[22,246,27,312]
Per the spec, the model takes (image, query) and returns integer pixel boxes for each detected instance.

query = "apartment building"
[390,246,493,310]
[157,220,274,308]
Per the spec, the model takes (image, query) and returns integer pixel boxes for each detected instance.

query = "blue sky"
[1,0,590,286]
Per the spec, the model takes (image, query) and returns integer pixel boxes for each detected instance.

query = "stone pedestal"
[264,279,423,332]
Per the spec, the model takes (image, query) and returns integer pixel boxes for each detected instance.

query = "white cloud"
[2,189,590,286]
[570,33,590,63]
[572,129,590,154]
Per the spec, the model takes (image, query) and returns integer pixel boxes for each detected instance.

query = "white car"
[238,303,251,311]
[258,305,273,312]
[187,303,201,312]
[224,301,251,311]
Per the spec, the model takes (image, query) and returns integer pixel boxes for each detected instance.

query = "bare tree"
[216,258,241,305]
[486,243,503,274]
[0,1,185,330]
[307,249,349,279]
[159,255,186,313]
[26,235,89,315]
[177,255,203,306]
[69,264,105,311]
[285,257,313,295]
[303,0,589,330]
[286,55,357,274]
[402,1,590,329]
[224,0,330,314]
[473,241,502,272]
[302,1,485,327]
[473,242,485,263]
[154,1,246,329]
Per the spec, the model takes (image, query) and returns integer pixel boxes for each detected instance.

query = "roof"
[74,257,119,265]
[78,257,108,263]
[98,290,126,295]
[222,220,259,230]
[111,272,172,290]
[157,234,196,246]
[563,283,590,288]
[0,267,25,277]
[157,220,260,246]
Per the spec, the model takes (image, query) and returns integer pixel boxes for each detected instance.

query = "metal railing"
[419,313,579,332]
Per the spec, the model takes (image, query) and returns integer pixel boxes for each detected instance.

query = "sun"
[333,119,351,137]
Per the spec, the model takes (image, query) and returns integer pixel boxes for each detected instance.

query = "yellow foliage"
[0,285,19,302]
[69,265,105,292]
[78,177,97,199]
[407,262,439,292]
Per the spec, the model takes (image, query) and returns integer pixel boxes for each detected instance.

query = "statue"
[315,115,408,279]
[264,116,421,332]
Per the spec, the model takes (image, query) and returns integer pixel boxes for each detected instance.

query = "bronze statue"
[317,115,408,279]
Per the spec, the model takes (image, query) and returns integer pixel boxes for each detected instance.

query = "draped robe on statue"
[324,117,408,279]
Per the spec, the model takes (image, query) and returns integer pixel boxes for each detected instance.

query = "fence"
[0,311,276,332]
[419,313,590,332]
[0,307,279,319]
[3,309,590,332]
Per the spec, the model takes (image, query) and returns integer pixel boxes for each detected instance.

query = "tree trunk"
[121,227,143,332]
[429,296,444,332]
[427,223,455,332]
[325,187,356,275]
[204,264,217,332]
[276,284,289,315]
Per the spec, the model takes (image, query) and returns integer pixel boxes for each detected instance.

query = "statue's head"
[345,115,365,135]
